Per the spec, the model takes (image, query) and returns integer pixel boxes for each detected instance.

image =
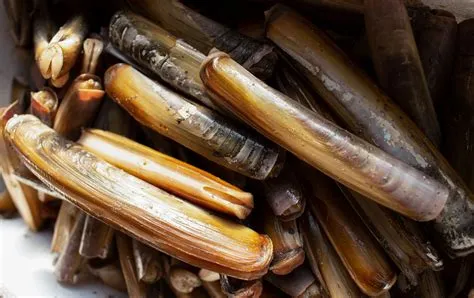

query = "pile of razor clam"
[3,0,474,296]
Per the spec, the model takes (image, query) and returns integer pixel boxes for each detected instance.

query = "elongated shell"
[30,87,58,127]
[410,7,457,114]
[5,115,273,280]
[199,269,226,298]
[299,211,363,298]
[51,202,79,253]
[344,188,443,284]
[365,0,440,146]
[79,216,114,259]
[265,265,323,297]
[262,166,305,221]
[132,239,163,284]
[0,105,43,231]
[105,63,284,180]
[127,0,277,79]
[87,260,127,292]
[304,170,396,296]
[200,52,449,221]
[116,233,149,297]
[265,5,474,256]
[81,37,104,75]
[109,11,219,112]
[442,19,474,192]
[53,74,105,140]
[78,129,253,219]
[37,15,87,80]
[55,212,85,284]
[263,208,305,275]
[277,58,444,281]
[220,275,263,298]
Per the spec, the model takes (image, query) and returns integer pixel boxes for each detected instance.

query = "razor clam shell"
[300,211,362,298]
[81,37,104,75]
[262,166,306,221]
[132,239,163,284]
[105,63,285,180]
[78,129,253,219]
[109,11,220,112]
[126,0,277,79]
[265,5,474,256]
[200,52,449,221]
[51,202,79,253]
[277,56,444,280]
[5,115,273,280]
[0,105,43,231]
[304,170,396,296]
[365,0,441,146]
[38,15,88,80]
[53,74,105,140]
[264,265,317,297]
[79,215,114,259]
[263,208,305,275]
[29,87,58,127]
[409,7,457,114]
[344,188,443,283]
[220,275,263,298]
[116,233,148,297]
[55,212,86,284]
[442,19,474,192]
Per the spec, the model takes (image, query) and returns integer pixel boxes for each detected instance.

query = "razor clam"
[109,11,220,112]
[344,188,443,285]
[265,265,326,297]
[199,269,226,298]
[81,37,104,75]
[53,74,105,140]
[220,275,263,298]
[442,19,474,192]
[200,52,449,221]
[132,239,163,284]
[37,15,88,80]
[364,0,440,146]
[299,211,363,297]
[265,5,474,256]
[126,0,277,79]
[87,259,127,292]
[105,63,285,180]
[262,165,306,221]
[93,97,136,139]
[79,216,114,259]
[55,212,86,284]
[263,208,305,275]
[169,265,202,294]
[304,170,396,296]
[51,202,79,253]
[5,115,273,280]
[29,87,58,127]
[0,104,43,231]
[416,270,445,298]
[116,233,149,297]
[409,7,457,114]
[277,61,444,282]
[77,129,254,219]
